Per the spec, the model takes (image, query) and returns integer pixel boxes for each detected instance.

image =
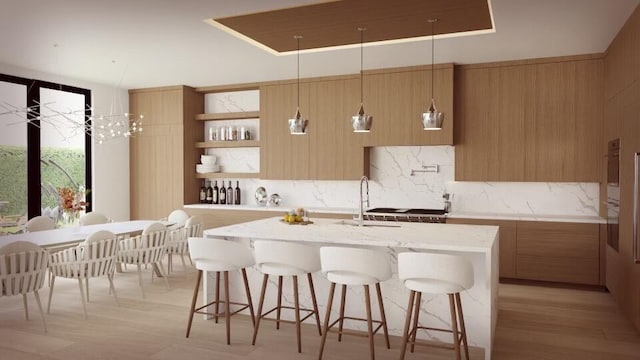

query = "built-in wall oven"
[607,138,620,251]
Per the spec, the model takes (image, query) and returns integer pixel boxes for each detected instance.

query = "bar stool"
[251,240,322,353]
[318,246,391,360]
[186,237,256,345]
[398,252,474,360]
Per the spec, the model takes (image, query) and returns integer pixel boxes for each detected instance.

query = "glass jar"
[218,126,227,141]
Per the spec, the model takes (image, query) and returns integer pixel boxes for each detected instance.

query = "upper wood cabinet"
[455,56,603,182]
[363,64,454,146]
[129,86,203,220]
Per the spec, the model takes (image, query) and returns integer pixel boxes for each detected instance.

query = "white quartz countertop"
[185,204,605,224]
[204,217,498,253]
[447,211,606,224]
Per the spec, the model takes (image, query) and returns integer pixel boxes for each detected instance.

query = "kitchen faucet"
[358,176,370,226]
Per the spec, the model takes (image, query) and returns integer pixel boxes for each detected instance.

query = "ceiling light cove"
[205,0,496,56]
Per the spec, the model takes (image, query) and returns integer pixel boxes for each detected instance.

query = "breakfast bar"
[204,217,499,360]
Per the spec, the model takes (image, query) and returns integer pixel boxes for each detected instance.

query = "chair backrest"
[254,240,320,274]
[51,232,118,278]
[118,224,167,264]
[167,227,189,254]
[0,241,48,296]
[25,216,55,232]
[188,237,254,271]
[167,210,189,227]
[398,252,474,292]
[184,216,202,237]
[320,246,392,283]
[79,212,109,226]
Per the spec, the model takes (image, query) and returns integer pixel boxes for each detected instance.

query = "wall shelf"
[196,172,260,179]
[196,140,260,148]
[196,111,260,121]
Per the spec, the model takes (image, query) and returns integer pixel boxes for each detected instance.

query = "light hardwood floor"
[2,263,640,359]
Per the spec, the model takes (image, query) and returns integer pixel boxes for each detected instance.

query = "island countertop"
[204,216,498,254]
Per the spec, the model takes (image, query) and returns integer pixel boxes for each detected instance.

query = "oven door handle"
[634,153,640,263]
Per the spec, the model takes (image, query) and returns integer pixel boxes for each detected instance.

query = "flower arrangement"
[57,186,89,213]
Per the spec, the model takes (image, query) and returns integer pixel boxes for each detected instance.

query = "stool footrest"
[259,305,316,325]
[327,316,385,338]
[195,300,250,318]
[407,325,463,349]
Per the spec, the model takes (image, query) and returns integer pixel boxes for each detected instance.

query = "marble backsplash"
[203,146,600,217]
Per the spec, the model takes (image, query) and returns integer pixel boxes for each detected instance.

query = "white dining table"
[0,220,168,248]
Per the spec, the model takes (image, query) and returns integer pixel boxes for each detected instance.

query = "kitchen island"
[204,217,499,360]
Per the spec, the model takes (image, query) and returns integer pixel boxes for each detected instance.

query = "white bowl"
[196,164,219,173]
[200,155,217,165]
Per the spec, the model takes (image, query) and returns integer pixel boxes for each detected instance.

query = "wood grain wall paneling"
[183,87,204,206]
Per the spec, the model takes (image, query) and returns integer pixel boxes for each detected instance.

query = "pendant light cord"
[359,28,365,104]
[296,35,301,108]
[431,19,435,104]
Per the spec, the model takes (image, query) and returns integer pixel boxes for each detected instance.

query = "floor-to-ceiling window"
[0,74,91,234]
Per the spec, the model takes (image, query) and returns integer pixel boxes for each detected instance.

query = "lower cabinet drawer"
[516,255,600,285]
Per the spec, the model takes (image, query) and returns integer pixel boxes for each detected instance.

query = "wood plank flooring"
[1,262,640,359]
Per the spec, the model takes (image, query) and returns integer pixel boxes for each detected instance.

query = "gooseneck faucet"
[358,176,370,226]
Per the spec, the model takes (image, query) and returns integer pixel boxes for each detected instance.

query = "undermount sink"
[335,220,402,228]
[366,207,446,215]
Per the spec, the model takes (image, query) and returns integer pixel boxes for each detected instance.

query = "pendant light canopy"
[422,19,444,131]
[351,27,372,133]
[289,35,308,135]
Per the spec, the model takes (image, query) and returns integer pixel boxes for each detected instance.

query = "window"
[0,74,92,234]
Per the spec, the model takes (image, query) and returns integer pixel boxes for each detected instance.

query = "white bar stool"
[398,252,474,360]
[251,240,322,353]
[186,237,256,345]
[318,246,391,360]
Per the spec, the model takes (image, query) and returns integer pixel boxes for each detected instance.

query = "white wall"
[0,62,130,221]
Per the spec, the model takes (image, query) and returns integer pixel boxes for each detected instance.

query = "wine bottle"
[227,181,234,205]
[212,180,219,204]
[234,181,241,205]
[205,181,213,204]
[219,181,226,205]
[199,181,207,203]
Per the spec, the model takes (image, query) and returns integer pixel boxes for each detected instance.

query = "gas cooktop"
[363,208,447,223]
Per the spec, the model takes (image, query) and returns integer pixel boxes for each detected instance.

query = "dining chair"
[25,216,55,232]
[47,230,119,319]
[0,241,49,332]
[167,209,189,228]
[117,222,169,298]
[79,212,109,226]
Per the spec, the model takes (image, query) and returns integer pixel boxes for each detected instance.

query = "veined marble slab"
[204,217,499,360]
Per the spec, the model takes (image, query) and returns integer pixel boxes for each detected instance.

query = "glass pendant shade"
[289,107,308,135]
[351,103,372,132]
[422,99,444,130]
[423,18,444,131]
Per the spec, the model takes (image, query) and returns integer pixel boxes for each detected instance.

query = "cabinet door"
[516,221,600,284]
[447,218,517,278]
[410,65,455,145]
[260,83,310,179]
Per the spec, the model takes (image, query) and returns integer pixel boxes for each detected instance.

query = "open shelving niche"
[195,87,261,180]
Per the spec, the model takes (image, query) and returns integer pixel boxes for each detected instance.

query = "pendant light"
[351,27,372,133]
[422,18,444,130]
[289,35,308,135]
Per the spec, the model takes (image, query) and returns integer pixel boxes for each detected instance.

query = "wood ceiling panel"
[211,0,493,53]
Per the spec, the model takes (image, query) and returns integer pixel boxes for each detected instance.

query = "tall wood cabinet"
[455,56,604,182]
[129,86,203,220]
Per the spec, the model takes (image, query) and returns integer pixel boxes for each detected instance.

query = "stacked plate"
[196,155,220,173]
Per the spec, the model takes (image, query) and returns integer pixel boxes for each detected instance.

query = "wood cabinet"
[447,218,517,278]
[455,56,603,182]
[129,86,203,220]
[449,217,603,285]
[516,221,600,285]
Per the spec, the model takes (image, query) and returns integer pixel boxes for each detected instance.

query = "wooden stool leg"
[363,284,375,360]
[449,294,461,360]
[337,284,347,342]
[375,283,390,349]
[307,273,322,336]
[293,275,302,353]
[399,290,416,360]
[214,271,220,323]
[318,282,336,360]
[276,276,283,330]
[455,293,470,360]
[410,291,422,353]
[241,268,255,326]
[224,271,231,345]
[186,269,202,338]
[252,274,269,345]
